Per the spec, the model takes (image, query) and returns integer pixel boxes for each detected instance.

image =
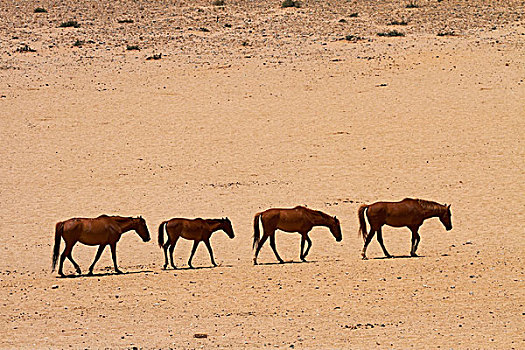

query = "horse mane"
[405,198,445,212]
[98,215,135,222]
[298,206,334,221]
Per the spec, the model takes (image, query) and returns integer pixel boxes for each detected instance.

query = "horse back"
[367,201,423,227]
[62,217,120,245]
[165,218,211,240]
[261,207,314,232]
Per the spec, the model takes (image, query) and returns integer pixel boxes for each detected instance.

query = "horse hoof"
[362,256,368,260]
[87,271,93,276]
[278,260,284,264]
[386,255,393,259]
[411,253,418,257]
[115,269,123,274]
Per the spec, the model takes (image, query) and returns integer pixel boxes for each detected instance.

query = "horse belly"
[78,231,106,245]
[276,218,309,233]
[385,209,419,227]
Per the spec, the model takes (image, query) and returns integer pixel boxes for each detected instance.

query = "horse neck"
[422,205,446,219]
[208,220,224,233]
[310,211,334,228]
[115,217,137,233]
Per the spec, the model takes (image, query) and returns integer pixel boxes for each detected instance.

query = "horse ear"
[447,204,451,209]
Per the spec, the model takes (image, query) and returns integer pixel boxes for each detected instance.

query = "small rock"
[51,285,59,289]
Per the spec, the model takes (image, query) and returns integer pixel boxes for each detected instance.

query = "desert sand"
[0,0,524,348]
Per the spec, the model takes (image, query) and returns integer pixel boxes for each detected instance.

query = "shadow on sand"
[371,255,425,260]
[57,270,153,279]
[163,264,234,271]
[256,260,319,266]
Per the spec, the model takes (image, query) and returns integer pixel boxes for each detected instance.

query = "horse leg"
[204,239,217,267]
[88,244,106,275]
[410,227,421,257]
[414,232,421,254]
[269,234,284,264]
[361,228,377,260]
[376,228,392,258]
[303,233,313,261]
[109,243,123,274]
[58,241,74,277]
[253,235,268,265]
[169,236,179,269]
[300,234,306,261]
[162,241,170,269]
[66,242,82,275]
[188,241,200,268]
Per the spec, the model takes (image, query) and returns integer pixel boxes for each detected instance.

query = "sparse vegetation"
[16,44,36,53]
[59,21,80,28]
[389,20,408,25]
[281,0,301,8]
[73,39,84,47]
[406,1,419,8]
[34,7,47,13]
[118,19,134,24]
[349,12,358,18]
[146,53,162,60]
[212,0,225,6]
[199,27,210,32]
[437,31,456,36]
[344,34,364,42]
[377,30,405,37]
[126,45,140,50]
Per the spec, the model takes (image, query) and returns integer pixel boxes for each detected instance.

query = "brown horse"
[358,198,452,259]
[52,215,151,277]
[158,217,234,269]
[253,206,342,265]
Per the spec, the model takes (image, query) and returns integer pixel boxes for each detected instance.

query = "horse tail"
[52,221,64,271]
[158,221,167,248]
[358,204,369,241]
[253,212,262,250]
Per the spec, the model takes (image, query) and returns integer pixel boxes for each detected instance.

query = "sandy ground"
[1,0,524,348]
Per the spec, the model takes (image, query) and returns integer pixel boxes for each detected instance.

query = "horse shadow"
[57,270,154,279]
[256,260,319,266]
[371,255,425,260]
[163,264,234,271]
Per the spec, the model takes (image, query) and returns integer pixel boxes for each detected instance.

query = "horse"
[52,215,151,277]
[358,198,452,259]
[158,217,234,269]
[252,206,342,265]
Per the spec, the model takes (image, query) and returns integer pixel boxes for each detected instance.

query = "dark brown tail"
[253,213,262,250]
[358,204,369,242]
[158,221,167,248]
[52,222,63,271]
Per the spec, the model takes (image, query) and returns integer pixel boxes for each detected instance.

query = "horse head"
[221,217,235,239]
[135,216,151,242]
[331,216,342,242]
[439,204,452,231]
